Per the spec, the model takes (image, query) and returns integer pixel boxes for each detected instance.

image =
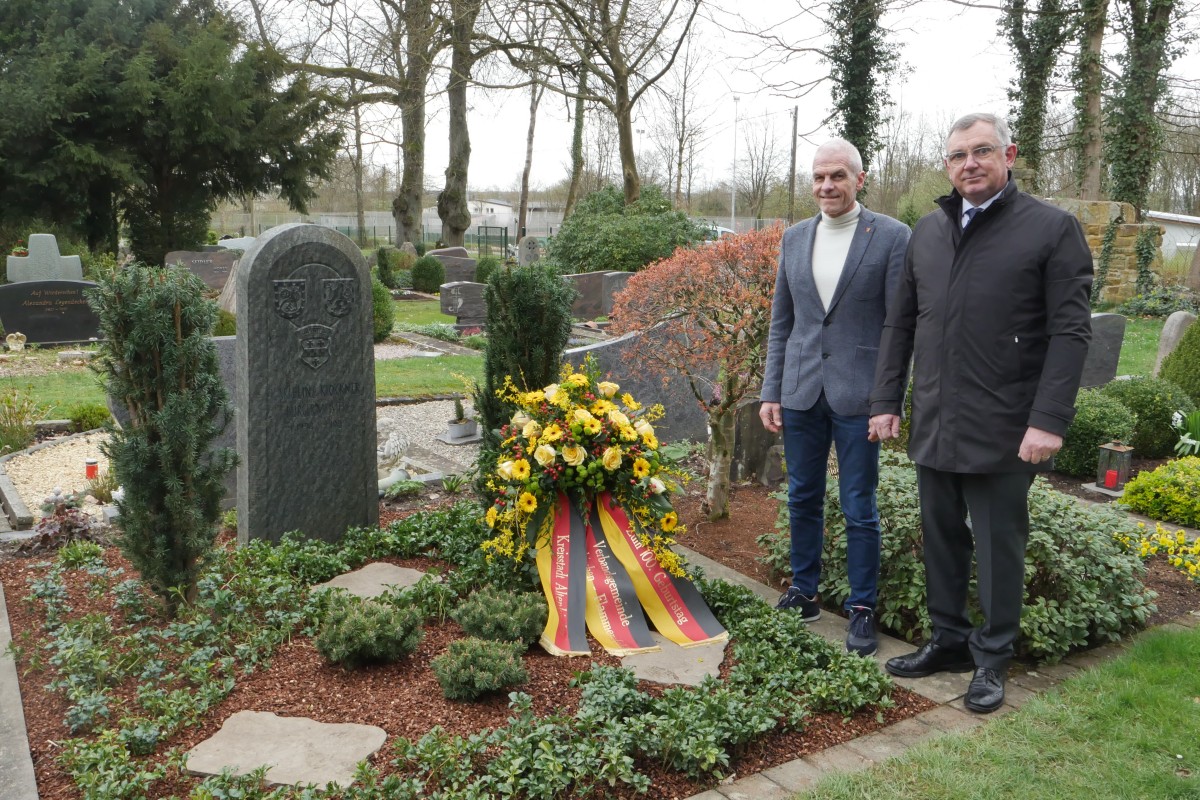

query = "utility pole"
[730,96,739,231]
[787,106,798,225]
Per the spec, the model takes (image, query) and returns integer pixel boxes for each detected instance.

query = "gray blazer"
[761,207,910,416]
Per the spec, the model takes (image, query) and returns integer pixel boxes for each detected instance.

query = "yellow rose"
[572,408,595,424]
[632,457,650,478]
[511,411,531,428]
[608,409,630,428]
[543,383,560,403]
[512,459,531,481]
[602,446,623,471]
[598,381,619,398]
[541,423,564,442]
[562,444,586,466]
[649,477,666,494]
[534,444,557,467]
[518,492,538,513]
[522,420,542,440]
[485,506,498,528]
[634,419,654,436]
[497,460,515,480]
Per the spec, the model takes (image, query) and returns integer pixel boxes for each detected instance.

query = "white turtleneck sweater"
[811,203,861,311]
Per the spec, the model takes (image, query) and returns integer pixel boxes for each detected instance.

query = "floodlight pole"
[730,96,739,232]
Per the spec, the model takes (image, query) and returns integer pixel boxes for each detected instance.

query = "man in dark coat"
[867,112,1092,713]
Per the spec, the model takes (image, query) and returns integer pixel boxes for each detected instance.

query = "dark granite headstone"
[602,272,633,316]
[0,280,101,344]
[165,250,238,291]
[235,224,377,544]
[427,246,477,283]
[565,325,715,444]
[563,271,609,320]
[1079,312,1126,388]
[439,281,487,329]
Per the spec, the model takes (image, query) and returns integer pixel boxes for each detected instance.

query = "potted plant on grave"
[446,396,478,441]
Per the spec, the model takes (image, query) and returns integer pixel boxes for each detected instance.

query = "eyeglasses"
[946,145,999,166]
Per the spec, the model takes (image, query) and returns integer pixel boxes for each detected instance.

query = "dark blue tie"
[963,207,980,228]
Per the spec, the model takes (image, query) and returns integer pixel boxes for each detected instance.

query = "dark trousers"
[916,466,1035,670]
[781,394,881,610]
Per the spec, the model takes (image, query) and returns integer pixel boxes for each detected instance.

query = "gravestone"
[165,250,238,291]
[731,397,782,485]
[400,242,418,258]
[1079,312,1126,388]
[1188,243,1200,293]
[427,246,477,284]
[1154,310,1197,376]
[0,280,101,344]
[563,271,610,320]
[236,224,377,544]
[5,234,83,283]
[218,236,256,252]
[602,272,634,316]
[565,325,714,444]
[517,236,542,266]
[439,281,487,330]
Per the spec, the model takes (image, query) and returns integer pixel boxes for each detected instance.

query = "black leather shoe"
[885,641,974,678]
[964,667,1006,713]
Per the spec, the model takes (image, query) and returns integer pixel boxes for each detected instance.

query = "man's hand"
[760,401,783,433]
[868,414,901,442]
[1018,426,1063,464]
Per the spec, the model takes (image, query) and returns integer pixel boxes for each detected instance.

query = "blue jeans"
[781,395,881,610]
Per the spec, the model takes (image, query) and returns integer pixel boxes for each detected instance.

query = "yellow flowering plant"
[482,358,686,573]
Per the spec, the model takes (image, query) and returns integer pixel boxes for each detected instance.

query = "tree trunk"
[518,81,543,238]
[437,0,478,248]
[392,0,433,246]
[614,78,641,205]
[1077,0,1108,199]
[564,66,588,219]
[352,104,366,245]
[704,409,735,521]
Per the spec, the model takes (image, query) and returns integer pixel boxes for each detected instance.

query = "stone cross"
[235,224,378,544]
[5,234,83,283]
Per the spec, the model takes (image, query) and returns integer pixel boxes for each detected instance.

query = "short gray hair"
[945,113,1012,152]
[814,138,864,174]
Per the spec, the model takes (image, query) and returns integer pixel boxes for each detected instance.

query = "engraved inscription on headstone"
[236,224,377,544]
[6,233,83,283]
[0,280,101,344]
[165,250,238,291]
[1079,312,1126,388]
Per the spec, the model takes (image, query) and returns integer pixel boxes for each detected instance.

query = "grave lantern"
[1096,441,1133,491]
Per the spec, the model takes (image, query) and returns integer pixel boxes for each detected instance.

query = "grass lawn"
[803,625,1200,799]
[393,298,455,327]
[1118,316,1166,378]
[1,366,106,418]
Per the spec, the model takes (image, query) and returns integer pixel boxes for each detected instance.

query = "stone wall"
[1048,199,1164,305]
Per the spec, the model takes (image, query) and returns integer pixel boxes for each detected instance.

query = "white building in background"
[315,199,565,244]
[1146,210,1200,261]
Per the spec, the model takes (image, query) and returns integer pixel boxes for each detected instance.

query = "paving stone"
[1063,642,1126,669]
[673,546,778,605]
[186,711,386,788]
[620,632,726,686]
[1009,667,1066,693]
[1173,611,1200,628]
[314,562,433,599]
[1034,662,1081,682]
[716,772,791,800]
[998,681,1038,709]
[686,791,727,800]
[802,743,872,773]
[844,731,912,763]
[881,715,937,739]
[760,757,824,792]
[889,670,970,704]
[914,705,986,734]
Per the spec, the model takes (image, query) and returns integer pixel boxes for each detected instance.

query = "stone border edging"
[0,582,38,800]
[0,428,105,531]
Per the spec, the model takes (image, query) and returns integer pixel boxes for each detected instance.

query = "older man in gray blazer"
[760,138,910,656]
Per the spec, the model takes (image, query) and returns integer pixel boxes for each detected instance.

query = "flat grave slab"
[186,710,386,788]
[314,562,433,599]
[619,632,726,686]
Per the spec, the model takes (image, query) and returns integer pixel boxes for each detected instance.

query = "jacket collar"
[936,174,1018,225]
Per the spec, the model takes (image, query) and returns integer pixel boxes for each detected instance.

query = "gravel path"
[3,403,481,521]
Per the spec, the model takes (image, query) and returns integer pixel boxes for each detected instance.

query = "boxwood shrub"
[1159,318,1200,406]
[1100,375,1197,458]
[411,255,445,293]
[1058,389,1136,478]
[759,451,1156,662]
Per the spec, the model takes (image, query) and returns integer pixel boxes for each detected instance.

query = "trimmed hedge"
[1058,389,1136,478]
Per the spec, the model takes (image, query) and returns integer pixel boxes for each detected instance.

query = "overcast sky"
[362,0,1198,194]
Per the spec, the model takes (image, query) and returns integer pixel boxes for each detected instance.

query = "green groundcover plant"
[758,451,1156,662]
[10,502,895,799]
